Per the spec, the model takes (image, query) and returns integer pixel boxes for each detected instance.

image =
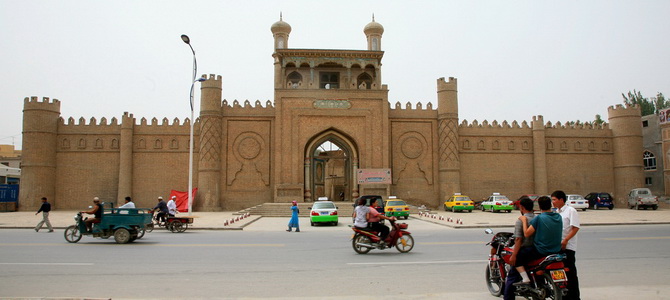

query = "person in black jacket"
[34,197,53,232]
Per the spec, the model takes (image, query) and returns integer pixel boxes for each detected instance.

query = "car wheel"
[609,206,614,210]
[468,210,473,213]
[310,221,314,226]
[404,215,409,220]
[333,221,338,226]
[635,204,639,210]
[482,206,485,211]
[582,208,587,212]
[653,205,658,210]
[452,206,456,213]
[490,207,494,213]
[444,205,448,211]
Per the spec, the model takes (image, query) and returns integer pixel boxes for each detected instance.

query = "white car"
[566,194,588,211]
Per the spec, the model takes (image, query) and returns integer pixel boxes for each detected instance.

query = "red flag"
[169,188,198,212]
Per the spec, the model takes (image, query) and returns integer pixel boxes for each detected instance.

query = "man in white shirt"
[167,196,178,216]
[551,190,581,300]
[118,196,135,214]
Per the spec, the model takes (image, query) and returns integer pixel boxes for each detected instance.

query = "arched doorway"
[304,130,358,202]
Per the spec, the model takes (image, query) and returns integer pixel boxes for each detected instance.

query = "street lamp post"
[181,34,204,216]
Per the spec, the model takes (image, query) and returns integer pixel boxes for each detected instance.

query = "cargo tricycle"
[64,204,153,244]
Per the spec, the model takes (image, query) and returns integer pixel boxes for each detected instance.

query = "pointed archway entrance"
[304,130,358,202]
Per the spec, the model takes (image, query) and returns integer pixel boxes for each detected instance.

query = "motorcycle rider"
[80,197,103,232]
[514,196,562,286]
[505,197,536,299]
[368,198,395,243]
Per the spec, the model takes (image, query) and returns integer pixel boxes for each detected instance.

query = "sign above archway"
[357,169,392,184]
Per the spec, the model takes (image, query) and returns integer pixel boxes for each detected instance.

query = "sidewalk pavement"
[2,201,669,231]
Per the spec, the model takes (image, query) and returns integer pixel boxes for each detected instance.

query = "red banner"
[169,188,198,212]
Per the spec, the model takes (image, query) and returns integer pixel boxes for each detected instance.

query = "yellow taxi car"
[383,197,410,219]
[444,193,475,212]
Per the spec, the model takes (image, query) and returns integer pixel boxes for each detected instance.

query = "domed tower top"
[271,13,291,49]
[364,14,384,51]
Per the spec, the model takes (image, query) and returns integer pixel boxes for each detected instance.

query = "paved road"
[1,221,669,299]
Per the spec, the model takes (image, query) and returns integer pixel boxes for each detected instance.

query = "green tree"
[653,92,669,112]
[594,114,605,126]
[622,90,655,116]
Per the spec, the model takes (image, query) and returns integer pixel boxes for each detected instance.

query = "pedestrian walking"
[287,201,300,232]
[34,197,53,232]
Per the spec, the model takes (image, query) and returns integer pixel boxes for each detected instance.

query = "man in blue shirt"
[514,196,562,285]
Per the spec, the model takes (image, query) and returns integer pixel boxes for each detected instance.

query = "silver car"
[627,188,659,210]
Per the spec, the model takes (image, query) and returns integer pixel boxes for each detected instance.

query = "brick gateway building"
[20,17,645,211]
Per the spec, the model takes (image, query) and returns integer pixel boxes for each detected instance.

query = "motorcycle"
[484,228,568,300]
[351,219,414,254]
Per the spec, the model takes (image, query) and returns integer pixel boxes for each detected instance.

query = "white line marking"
[347,260,487,265]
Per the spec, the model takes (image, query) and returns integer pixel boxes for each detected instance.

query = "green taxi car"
[444,193,474,212]
[309,201,339,226]
[481,193,514,213]
[383,197,410,219]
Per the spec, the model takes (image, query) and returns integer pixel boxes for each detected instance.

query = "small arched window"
[287,71,302,88]
[357,73,372,90]
[644,151,657,170]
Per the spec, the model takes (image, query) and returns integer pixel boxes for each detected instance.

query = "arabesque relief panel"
[225,120,271,191]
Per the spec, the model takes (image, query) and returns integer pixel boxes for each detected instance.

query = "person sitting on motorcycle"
[352,197,369,229]
[513,196,562,286]
[367,198,395,243]
[505,196,536,298]
[80,197,103,232]
[151,196,169,224]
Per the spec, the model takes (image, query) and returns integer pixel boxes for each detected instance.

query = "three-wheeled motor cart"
[64,203,153,244]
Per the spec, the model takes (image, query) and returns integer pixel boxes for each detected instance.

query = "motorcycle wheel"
[485,263,503,297]
[145,223,154,233]
[114,228,131,244]
[64,225,82,243]
[541,273,562,300]
[352,234,372,254]
[395,234,415,253]
[137,228,146,239]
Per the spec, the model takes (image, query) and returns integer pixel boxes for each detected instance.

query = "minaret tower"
[271,12,291,50]
[364,14,384,51]
[271,13,291,90]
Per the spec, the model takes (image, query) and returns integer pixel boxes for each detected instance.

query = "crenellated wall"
[457,114,618,203]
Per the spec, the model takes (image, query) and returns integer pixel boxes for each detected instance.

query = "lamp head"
[181,34,190,44]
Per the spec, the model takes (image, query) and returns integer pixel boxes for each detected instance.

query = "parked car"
[566,194,588,211]
[444,193,474,212]
[627,188,659,210]
[513,194,539,210]
[354,195,384,213]
[584,192,614,210]
[481,193,513,213]
[309,200,339,226]
[384,197,410,219]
